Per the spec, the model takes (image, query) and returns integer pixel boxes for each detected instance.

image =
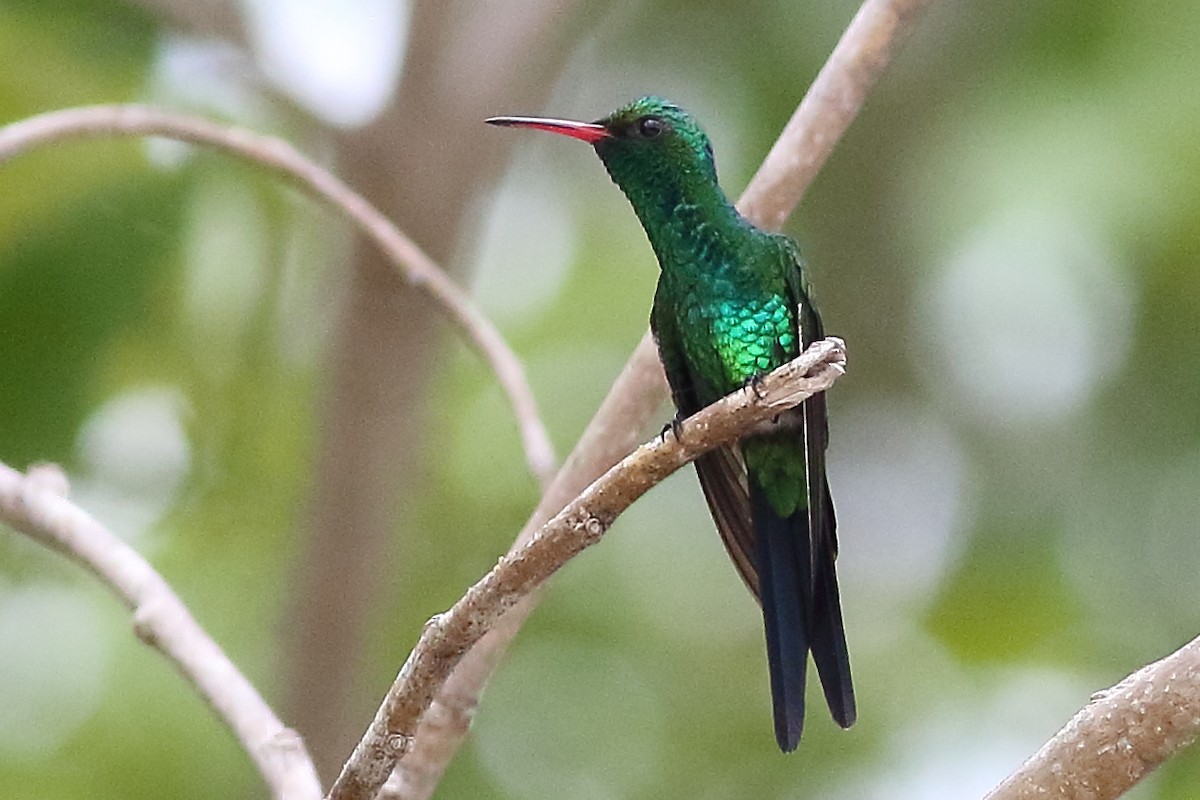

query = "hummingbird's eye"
[636,116,664,138]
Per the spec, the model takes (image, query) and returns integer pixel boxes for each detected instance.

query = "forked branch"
[327,338,849,800]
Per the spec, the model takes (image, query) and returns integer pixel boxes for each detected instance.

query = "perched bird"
[487,96,854,751]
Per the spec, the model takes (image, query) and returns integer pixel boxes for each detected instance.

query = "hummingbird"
[487,96,854,752]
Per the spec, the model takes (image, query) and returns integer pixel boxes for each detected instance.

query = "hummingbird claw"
[746,373,768,401]
[659,414,686,444]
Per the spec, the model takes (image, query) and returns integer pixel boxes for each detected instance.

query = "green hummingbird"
[487,96,854,752]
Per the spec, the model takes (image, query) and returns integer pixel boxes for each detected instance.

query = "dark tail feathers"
[752,483,855,752]
[752,484,810,752]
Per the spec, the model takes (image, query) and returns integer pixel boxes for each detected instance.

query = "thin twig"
[327,338,848,800]
[0,462,323,800]
[985,635,1200,800]
[386,0,940,795]
[0,106,556,487]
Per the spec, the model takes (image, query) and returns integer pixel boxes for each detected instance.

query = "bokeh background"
[3,1,1200,798]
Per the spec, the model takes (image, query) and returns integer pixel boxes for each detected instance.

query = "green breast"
[675,279,797,402]
[710,294,797,384]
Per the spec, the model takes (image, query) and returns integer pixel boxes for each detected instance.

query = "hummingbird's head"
[486,96,724,215]
[590,96,718,190]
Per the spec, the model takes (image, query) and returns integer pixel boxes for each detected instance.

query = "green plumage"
[591,100,812,515]
[488,96,855,752]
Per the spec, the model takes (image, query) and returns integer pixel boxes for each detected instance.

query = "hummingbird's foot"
[745,373,768,401]
[659,413,686,444]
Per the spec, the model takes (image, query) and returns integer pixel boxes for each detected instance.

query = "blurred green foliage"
[3,1,1200,798]
[0,176,188,464]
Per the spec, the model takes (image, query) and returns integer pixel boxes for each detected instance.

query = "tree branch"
[386,0,940,795]
[985,635,1200,800]
[0,462,323,800]
[327,338,848,800]
[0,106,556,487]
